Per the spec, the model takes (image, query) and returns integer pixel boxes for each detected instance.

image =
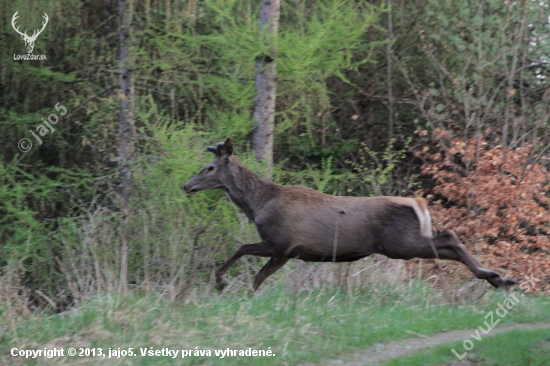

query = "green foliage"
[0,154,97,296]
[350,137,418,196]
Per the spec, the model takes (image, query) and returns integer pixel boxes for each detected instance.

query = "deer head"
[183,138,235,194]
[11,11,49,54]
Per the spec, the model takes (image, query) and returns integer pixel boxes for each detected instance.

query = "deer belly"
[287,244,369,262]
[285,230,372,261]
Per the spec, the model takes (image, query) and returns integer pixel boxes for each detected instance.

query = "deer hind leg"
[430,230,517,288]
[252,257,290,291]
[215,241,279,291]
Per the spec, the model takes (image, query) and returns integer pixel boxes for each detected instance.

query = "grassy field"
[385,328,550,366]
[2,280,550,365]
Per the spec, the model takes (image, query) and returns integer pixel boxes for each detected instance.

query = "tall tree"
[386,0,393,141]
[118,0,134,295]
[118,0,134,203]
[252,0,281,180]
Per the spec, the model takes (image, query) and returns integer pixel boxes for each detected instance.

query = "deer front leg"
[215,241,279,291]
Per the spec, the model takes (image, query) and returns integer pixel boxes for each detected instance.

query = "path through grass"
[384,327,550,366]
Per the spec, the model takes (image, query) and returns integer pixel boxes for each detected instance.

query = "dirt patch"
[312,322,550,366]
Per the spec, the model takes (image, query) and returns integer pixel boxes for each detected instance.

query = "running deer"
[183,138,517,291]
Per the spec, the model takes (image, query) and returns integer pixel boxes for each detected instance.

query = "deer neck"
[224,162,279,222]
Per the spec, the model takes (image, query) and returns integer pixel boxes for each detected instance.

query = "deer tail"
[412,197,433,238]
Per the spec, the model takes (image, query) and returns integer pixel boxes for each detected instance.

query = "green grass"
[384,329,550,366]
[2,285,550,365]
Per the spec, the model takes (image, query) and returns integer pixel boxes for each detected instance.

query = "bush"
[419,129,550,293]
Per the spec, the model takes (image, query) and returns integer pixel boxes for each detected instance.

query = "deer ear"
[216,139,233,157]
[223,137,233,156]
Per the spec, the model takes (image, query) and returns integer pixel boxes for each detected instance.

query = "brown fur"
[183,138,517,291]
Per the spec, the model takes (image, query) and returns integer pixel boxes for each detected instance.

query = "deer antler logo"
[11,11,49,54]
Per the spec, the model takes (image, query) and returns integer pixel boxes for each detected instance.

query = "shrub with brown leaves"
[418,129,550,294]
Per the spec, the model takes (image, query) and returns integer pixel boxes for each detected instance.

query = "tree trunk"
[118,0,134,203]
[253,0,280,180]
[118,0,134,296]
[386,0,394,141]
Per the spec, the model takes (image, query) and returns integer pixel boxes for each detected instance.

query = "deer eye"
[208,166,214,171]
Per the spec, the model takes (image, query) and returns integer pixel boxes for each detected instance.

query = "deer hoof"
[503,277,517,286]
[488,275,517,289]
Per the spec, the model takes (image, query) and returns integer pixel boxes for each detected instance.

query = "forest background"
[1,0,550,316]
